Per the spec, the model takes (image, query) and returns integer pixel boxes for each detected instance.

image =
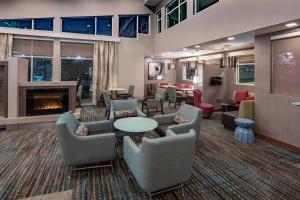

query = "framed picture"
[148,62,165,80]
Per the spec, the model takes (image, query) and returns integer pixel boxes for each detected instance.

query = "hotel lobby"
[0,0,300,199]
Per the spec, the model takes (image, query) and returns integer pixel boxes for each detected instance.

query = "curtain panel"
[92,40,118,104]
[0,33,13,61]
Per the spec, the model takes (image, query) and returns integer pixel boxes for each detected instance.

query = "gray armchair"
[153,104,202,143]
[124,129,196,199]
[55,111,116,167]
[109,99,146,121]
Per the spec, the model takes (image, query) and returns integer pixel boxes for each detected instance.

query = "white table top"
[107,88,126,91]
[114,117,158,133]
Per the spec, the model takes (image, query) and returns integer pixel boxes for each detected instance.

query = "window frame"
[165,0,187,29]
[12,37,54,82]
[138,15,150,35]
[236,63,255,86]
[156,11,162,34]
[0,18,54,31]
[194,0,219,14]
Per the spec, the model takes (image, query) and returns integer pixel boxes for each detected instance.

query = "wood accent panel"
[255,33,300,148]
[0,62,8,118]
[18,85,76,117]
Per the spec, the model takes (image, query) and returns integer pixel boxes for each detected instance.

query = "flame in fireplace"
[33,94,64,111]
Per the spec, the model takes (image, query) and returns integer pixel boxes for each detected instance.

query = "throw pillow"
[114,109,137,119]
[173,115,189,124]
[75,124,88,136]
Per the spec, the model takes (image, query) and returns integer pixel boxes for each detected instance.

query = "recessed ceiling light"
[183,48,188,51]
[285,22,298,27]
[167,52,171,54]
[195,45,200,48]
[162,53,166,56]
[227,37,235,41]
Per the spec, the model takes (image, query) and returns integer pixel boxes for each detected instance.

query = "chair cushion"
[173,115,189,124]
[114,109,137,119]
[234,91,248,104]
[75,124,88,136]
[242,96,255,101]
[155,123,175,137]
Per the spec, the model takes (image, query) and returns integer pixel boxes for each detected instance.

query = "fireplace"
[26,89,69,116]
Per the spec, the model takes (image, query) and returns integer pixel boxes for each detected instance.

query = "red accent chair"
[193,89,214,118]
[233,90,249,104]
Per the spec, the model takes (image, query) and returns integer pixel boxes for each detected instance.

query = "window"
[195,0,219,13]
[138,15,149,34]
[272,36,300,96]
[166,0,187,28]
[61,42,94,100]
[236,63,254,85]
[12,39,53,81]
[96,16,112,36]
[0,18,53,31]
[0,19,32,29]
[34,18,53,31]
[62,16,113,36]
[119,15,137,38]
[156,11,162,33]
[62,17,95,34]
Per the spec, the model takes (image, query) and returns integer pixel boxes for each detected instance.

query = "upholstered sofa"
[55,111,116,167]
[153,104,202,143]
[222,100,254,130]
[124,129,196,198]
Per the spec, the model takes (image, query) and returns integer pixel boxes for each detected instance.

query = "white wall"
[0,0,154,97]
[154,0,300,53]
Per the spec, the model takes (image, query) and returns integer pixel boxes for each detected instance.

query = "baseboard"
[255,132,300,153]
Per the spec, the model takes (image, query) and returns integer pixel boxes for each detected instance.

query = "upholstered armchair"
[118,85,134,99]
[109,99,146,121]
[124,129,196,199]
[193,89,214,118]
[142,88,166,115]
[153,104,202,143]
[55,111,116,167]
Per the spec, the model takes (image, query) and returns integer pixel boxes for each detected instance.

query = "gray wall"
[255,31,300,148]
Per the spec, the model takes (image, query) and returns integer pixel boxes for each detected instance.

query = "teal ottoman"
[234,118,254,144]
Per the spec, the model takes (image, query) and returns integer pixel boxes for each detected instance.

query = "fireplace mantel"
[19,81,77,87]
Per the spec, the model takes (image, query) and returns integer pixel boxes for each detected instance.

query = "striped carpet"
[0,105,300,199]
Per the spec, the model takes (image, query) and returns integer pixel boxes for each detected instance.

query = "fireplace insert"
[26,88,69,116]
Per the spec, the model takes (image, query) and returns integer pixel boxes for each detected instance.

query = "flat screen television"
[210,77,222,85]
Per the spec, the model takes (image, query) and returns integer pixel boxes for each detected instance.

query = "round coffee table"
[114,117,158,134]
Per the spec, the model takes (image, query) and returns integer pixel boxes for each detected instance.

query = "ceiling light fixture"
[162,53,166,56]
[285,22,298,27]
[227,37,235,41]
[195,45,200,48]
[183,48,188,51]
[167,52,171,54]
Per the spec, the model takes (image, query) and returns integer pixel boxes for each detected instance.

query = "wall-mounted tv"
[210,77,222,85]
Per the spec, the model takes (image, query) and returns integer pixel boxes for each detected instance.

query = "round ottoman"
[234,118,254,144]
[199,103,214,118]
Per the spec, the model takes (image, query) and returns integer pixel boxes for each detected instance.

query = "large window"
[12,39,53,81]
[0,18,53,31]
[138,15,150,34]
[195,0,219,13]
[236,63,254,85]
[166,0,187,28]
[119,15,137,38]
[61,42,94,100]
[156,11,162,33]
[62,16,113,36]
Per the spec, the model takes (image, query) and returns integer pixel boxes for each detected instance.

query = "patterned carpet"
[0,105,300,200]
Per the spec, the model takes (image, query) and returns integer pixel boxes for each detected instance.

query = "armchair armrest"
[168,121,194,134]
[123,136,140,168]
[137,109,146,117]
[83,120,113,132]
[153,113,176,124]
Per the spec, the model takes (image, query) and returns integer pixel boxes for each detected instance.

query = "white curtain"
[0,33,13,61]
[92,40,118,104]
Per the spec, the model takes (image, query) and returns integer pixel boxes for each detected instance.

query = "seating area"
[0,0,300,199]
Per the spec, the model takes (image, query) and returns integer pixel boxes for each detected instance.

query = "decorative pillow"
[114,109,137,119]
[75,124,88,136]
[173,115,189,124]
[234,91,248,104]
